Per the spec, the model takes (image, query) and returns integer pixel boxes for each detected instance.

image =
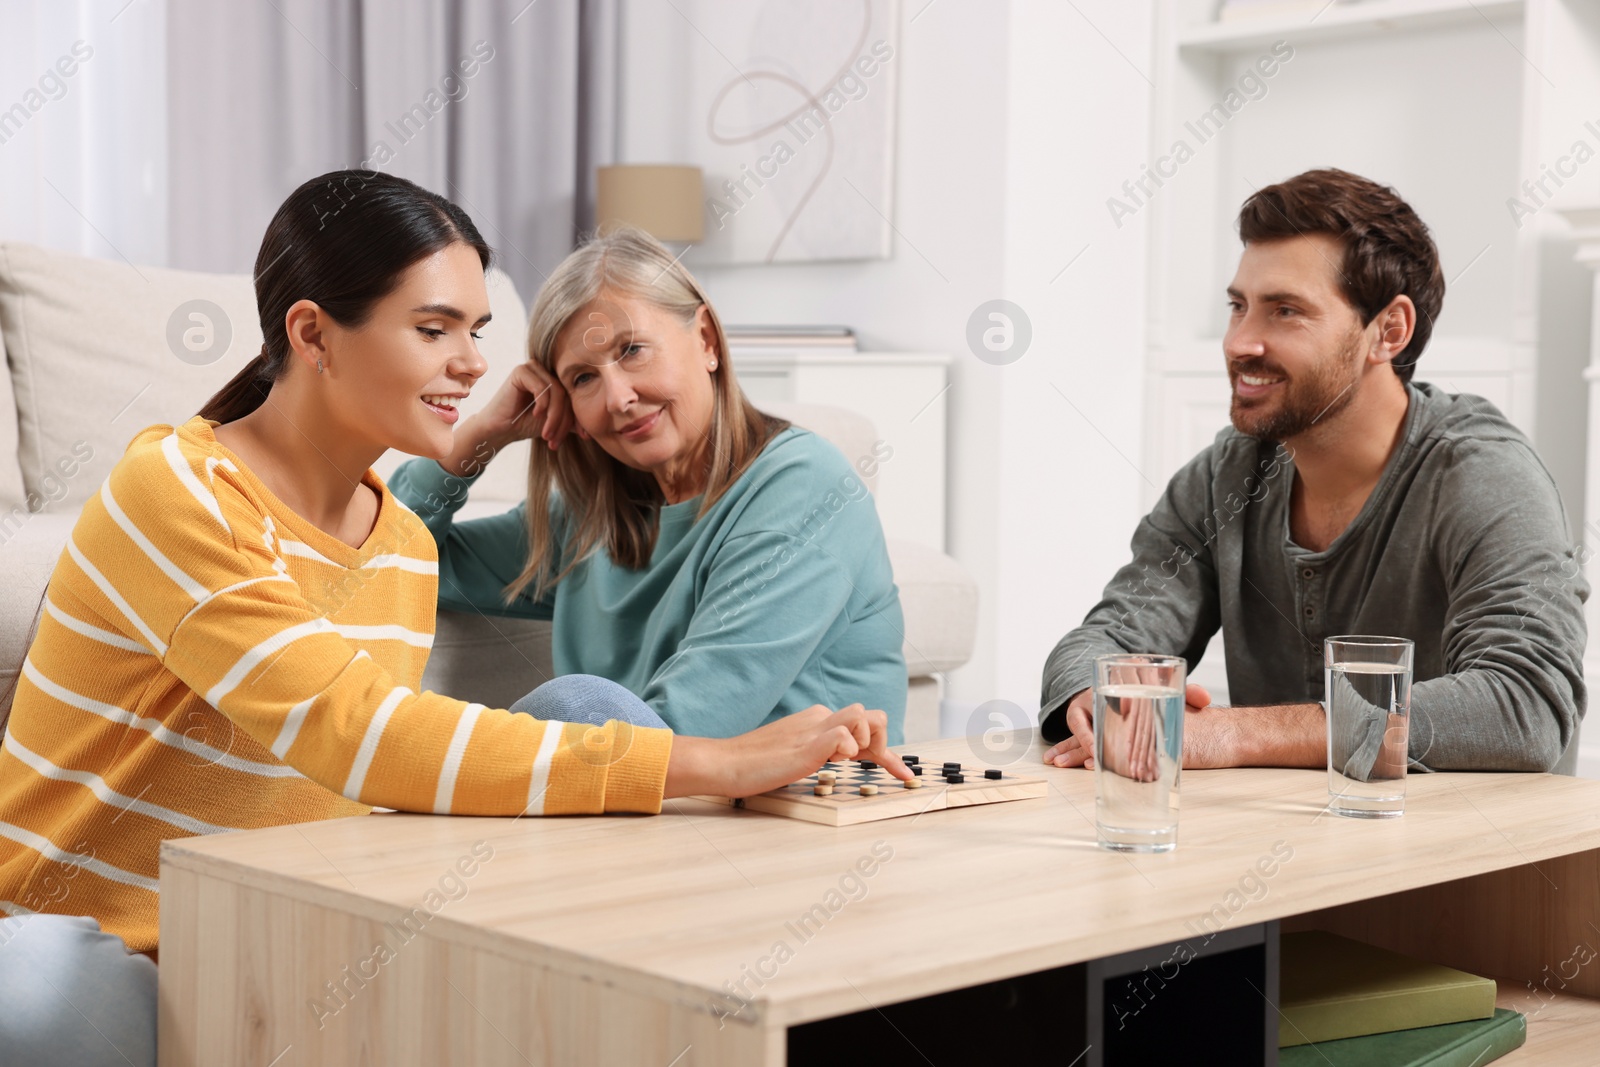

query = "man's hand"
[1371,713,1409,780]
[1100,692,1160,781]
[482,359,576,452]
[1043,683,1213,770]
[665,704,911,799]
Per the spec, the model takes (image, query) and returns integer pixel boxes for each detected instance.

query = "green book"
[1279,931,1497,1046]
[1279,1008,1526,1066]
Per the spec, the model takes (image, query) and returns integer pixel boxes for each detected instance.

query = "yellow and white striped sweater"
[0,417,671,952]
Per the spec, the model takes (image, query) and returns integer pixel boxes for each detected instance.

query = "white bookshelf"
[1145,0,1600,700]
[1179,0,1526,53]
[1559,206,1600,777]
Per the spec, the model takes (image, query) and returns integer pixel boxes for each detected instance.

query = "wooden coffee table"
[157,732,1600,1065]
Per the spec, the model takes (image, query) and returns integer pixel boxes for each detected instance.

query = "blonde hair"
[506,226,786,601]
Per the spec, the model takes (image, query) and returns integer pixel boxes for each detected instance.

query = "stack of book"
[1278,931,1526,1065]
[723,325,857,358]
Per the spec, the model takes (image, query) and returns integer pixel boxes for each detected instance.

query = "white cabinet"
[732,351,950,550]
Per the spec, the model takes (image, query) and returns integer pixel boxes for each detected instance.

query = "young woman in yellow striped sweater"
[0,170,906,1067]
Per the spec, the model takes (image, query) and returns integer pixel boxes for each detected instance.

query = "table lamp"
[595,164,705,244]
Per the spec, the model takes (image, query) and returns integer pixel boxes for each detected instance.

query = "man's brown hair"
[1236,168,1444,384]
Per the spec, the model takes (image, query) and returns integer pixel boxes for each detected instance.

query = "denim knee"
[0,913,157,1067]
[507,674,668,730]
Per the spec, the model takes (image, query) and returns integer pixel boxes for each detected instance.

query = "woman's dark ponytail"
[198,345,276,424]
[199,169,491,424]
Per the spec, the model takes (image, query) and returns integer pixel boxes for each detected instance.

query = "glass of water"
[1324,636,1413,818]
[1094,654,1185,852]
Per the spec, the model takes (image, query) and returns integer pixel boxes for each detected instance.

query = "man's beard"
[1229,331,1363,442]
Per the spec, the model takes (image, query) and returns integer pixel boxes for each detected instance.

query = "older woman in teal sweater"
[390,227,907,742]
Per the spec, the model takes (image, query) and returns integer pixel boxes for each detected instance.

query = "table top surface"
[161,732,1600,1028]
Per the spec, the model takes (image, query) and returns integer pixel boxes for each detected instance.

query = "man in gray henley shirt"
[1040,169,1586,775]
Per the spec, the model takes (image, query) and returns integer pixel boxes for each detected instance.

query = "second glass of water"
[1325,636,1413,818]
[1094,654,1185,852]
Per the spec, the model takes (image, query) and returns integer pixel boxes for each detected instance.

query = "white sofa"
[0,241,976,742]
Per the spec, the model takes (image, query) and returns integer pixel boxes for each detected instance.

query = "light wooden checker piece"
[704,759,1048,826]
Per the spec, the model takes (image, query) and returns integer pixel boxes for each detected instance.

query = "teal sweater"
[390,428,907,742]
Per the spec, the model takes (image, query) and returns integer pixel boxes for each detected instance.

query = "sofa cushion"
[419,610,555,711]
[0,322,23,510]
[0,241,530,515]
[0,511,74,735]
[0,241,260,514]
[889,538,978,676]
[904,676,941,743]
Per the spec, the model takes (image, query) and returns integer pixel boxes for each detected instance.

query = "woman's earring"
[316,359,324,375]
[708,359,718,370]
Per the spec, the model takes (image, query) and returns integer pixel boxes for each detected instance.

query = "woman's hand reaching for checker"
[665,704,911,799]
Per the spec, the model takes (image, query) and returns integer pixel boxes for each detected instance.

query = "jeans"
[0,912,158,1067]
[507,673,668,730]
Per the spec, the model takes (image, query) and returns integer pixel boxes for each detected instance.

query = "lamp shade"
[596,164,705,243]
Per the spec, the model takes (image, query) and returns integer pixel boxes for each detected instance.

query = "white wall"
[990,0,1154,721]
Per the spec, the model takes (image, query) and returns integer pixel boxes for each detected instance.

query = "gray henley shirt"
[1039,381,1587,772]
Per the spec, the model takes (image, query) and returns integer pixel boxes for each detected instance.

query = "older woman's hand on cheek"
[508,359,576,451]
[664,704,912,800]
[1042,682,1211,770]
[441,360,576,477]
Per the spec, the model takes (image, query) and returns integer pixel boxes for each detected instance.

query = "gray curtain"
[166,0,618,299]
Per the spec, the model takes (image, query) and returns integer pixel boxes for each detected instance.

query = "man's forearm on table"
[1210,702,1325,768]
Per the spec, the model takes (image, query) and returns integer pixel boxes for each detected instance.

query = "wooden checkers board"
[700,758,1048,826]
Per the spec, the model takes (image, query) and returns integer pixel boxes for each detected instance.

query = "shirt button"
[1303,607,1314,618]
[1302,568,1315,579]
